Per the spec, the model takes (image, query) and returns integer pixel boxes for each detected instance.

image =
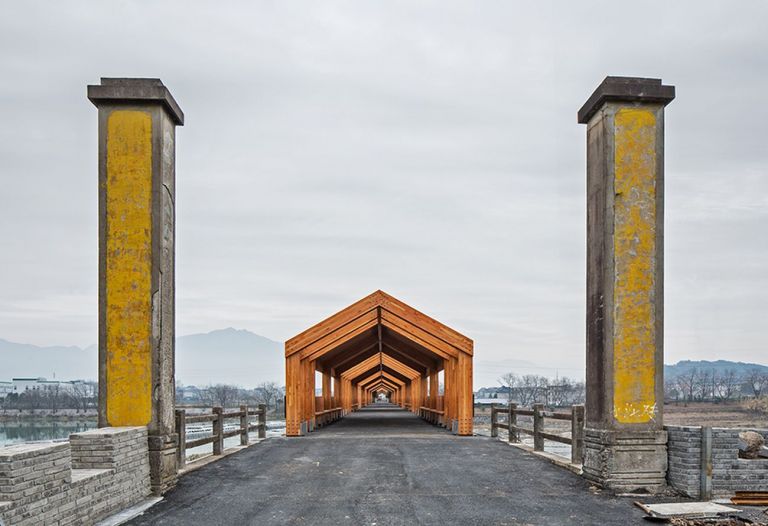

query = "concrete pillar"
[578,76,674,493]
[88,78,184,495]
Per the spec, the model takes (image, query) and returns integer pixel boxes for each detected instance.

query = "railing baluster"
[571,404,585,464]
[213,406,223,455]
[490,405,498,438]
[258,404,267,439]
[175,408,186,469]
[240,404,249,446]
[508,403,518,443]
[533,403,544,451]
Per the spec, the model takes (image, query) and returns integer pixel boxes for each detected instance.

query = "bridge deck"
[128,405,643,525]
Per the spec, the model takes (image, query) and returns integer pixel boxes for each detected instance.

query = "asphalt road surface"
[128,404,645,525]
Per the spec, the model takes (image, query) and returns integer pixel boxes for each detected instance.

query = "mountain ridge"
[2,333,765,387]
[0,328,285,387]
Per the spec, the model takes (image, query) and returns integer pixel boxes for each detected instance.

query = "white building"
[12,377,47,393]
[10,378,96,396]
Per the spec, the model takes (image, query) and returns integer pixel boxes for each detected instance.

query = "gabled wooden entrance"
[285,290,474,436]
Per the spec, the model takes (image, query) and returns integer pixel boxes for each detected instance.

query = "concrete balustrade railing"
[491,403,585,465]
[175,404,267,469]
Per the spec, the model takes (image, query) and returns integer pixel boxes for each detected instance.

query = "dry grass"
[664,402,768,428]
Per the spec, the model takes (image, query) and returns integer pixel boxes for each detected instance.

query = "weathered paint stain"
[612,108,657,424]
[106,110,153,426]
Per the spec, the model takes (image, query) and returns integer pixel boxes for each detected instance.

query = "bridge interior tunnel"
[285,290,474,436]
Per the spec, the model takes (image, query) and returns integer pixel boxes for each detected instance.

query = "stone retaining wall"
[665,425,768,498]
[0,427,150,525]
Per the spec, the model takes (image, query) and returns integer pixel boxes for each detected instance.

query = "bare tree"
[205,384,241,408]
[744,369,768,398]
[713,370,739,402]
[694,369,712,401]
[253,382,284,411]
[498,373,518,401]
[69,381,97,412]
[674,368,698,404]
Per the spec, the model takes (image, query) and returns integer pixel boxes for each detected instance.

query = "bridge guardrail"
[419,406,445,425]
[314,407,343,427]
[175,404,267,469]
[491,403,585,464]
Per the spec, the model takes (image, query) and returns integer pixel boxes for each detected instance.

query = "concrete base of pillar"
[582,428,668,493]
[147,433,178,495]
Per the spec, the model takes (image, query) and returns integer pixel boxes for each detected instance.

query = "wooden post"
[490,406,498,438]
[240,404,249,446]
[533,403,544,452]
[213,407,223,455]
[508,403,518,443]
[258,404,267,439]
[175,409,186,469]
[571,404,585,464]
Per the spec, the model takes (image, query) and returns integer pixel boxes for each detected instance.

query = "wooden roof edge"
[285,289,474,357]
[376,290,474,354]
[284,291,380,356]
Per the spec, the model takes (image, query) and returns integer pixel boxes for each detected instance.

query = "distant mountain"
[0,328,285,388]
[0,339,98,381]
[664,360,768,380]
[176,328,283,387]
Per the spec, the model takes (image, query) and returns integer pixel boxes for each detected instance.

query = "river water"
[0,420,97,447]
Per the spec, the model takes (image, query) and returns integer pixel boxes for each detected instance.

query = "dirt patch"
[664,403,768,428]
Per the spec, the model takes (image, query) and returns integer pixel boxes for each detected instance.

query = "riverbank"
[0,409,97,421]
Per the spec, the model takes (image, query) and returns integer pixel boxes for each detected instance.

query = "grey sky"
[1,1,766,386]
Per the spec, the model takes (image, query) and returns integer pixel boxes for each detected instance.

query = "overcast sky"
[1,1,766,386]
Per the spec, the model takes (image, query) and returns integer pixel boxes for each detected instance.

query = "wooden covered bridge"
[284,290,474,436]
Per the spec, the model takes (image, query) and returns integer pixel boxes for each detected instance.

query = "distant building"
[9,378,96,396]
[178,385,202,402]
[474,386,512,399]
[12,377,47,393]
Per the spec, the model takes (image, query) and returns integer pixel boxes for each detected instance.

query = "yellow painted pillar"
[578,76,674,493]
[88,78,184,495]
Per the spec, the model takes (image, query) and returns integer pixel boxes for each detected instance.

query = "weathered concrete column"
[578,76,674,493]
[88,78,184,495]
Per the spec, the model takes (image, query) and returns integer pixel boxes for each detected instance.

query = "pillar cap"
[88,78,184,125]
[577,76,675,124]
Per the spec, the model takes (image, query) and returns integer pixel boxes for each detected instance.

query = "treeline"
[176,381,285,412]
[665,368,768,404]
[497,373,585,407]
[1,382,97,413]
